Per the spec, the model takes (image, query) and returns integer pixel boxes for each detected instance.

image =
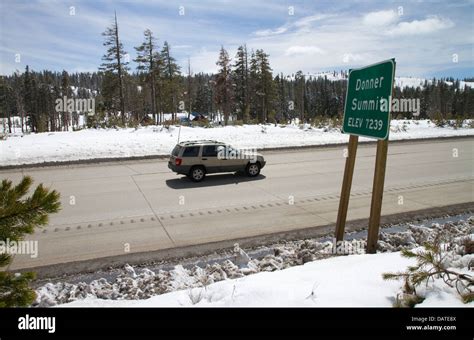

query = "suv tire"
[246,162,260,177]
[189,166,206,182]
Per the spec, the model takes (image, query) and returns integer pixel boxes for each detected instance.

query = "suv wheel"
[246,162,260,177]
[189,166,206,182]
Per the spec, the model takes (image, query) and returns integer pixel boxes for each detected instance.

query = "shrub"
[383,229,474,307]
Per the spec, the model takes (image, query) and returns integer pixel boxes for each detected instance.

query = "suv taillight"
[175,158,182,166]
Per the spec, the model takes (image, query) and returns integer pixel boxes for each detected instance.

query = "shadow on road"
[166,173,266,189]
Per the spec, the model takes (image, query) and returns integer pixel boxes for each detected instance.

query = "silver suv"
[168,140,266,182]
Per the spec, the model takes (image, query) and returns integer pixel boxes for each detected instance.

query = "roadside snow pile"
[1,120,472,166]
[378,221,470,252]
[34,217,473,307]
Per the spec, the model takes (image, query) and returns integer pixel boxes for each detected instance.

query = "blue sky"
[0,0,473,78]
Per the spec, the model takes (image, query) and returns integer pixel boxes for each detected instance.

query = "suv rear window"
[171,145,181,156]
[182,146,200,157]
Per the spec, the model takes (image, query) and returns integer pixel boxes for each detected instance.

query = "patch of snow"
[34,218,472,308]
[1,120,472,166]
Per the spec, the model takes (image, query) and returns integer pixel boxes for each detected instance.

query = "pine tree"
[135,29,161,124]
[22,66,36,132]
[249,50,258,121]
[60,70,72,131]
[100,71,120,121]
[251,49,274,123]
[215,46,233,125]
[193,73,212,115]
[160,41,181,121]
[0,176,61,307]
[100,11,129,125]
[186,57,193,119]
[233,45,249,122]
[0,79,14,134]
[295,70,305,122]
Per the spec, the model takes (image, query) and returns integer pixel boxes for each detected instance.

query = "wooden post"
[335,135,359,242]
[366,139,389,253]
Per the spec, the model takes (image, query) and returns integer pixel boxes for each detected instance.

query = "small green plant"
[432,112,446,127]
[383,230,474,308]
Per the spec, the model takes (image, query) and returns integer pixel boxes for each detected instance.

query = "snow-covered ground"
[36,218,473,308]
[58,250,468,307]
[61,251,419,307]
[1,120,472,166]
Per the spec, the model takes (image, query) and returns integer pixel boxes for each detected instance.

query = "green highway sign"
[342,59,396,140]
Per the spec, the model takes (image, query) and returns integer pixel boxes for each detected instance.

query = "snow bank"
[35,218,473,308]
[1,120,472,166]
[60,251,414,307]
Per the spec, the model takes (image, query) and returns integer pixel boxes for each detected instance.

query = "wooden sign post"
[335,134,358,242]
[367,139,389,253]
[336,59,395,253]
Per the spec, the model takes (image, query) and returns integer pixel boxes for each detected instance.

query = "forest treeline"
[1,13,473,133]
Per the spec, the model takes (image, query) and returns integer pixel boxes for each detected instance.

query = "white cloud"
[293,14,329,29]
[255,26,288,37]
[363,10,398,26]
[285,46,325,56]
[387,16,454,35]
[341,53,366,63]
[254,14,329,37]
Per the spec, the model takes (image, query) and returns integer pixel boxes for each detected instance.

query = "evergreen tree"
[186,57,194,119]
[134,29,161,124]
[252,49,274,123]
[215,46,233,125]
[60,70,73,131]
[22,66,36,132]
[100,71,120,120]
[159,41,181,121]
[233,45,250,122]
[0,176,61,307]
[193,73,213,115]
[100,11,129,125]
[0,79,15,133]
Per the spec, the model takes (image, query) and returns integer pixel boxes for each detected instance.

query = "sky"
[0,0,473,78]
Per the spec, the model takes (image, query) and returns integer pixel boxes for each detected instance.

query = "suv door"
[181,146,202,173]
[201,145,222,173]
[218,145,247,172]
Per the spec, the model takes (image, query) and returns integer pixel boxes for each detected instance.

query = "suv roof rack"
[179,140,224,146]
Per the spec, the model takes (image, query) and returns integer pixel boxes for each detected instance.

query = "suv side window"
[182,146,200,157]
[202,145,218,157]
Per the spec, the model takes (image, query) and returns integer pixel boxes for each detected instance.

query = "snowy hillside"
[395,77,474,89]
[309,72,474,89]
